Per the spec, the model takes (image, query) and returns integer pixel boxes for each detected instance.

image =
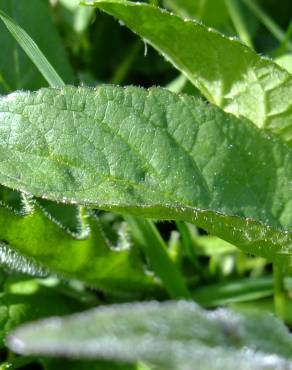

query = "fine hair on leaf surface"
[0,0,292,369]
[0,85,291,270]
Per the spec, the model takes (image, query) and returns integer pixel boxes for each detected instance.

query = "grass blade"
[0,9,65,88]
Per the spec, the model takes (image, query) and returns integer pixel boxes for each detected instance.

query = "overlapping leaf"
[85,0,292,145]
[0,197,156,296]
[8,301,292,370]
[0,85,291,268]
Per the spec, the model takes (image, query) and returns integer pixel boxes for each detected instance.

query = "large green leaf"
[0,0,74,93]
[0,85,291,268]
[0,198,156,296]
[85,0,292,144]
[7,301,292,370]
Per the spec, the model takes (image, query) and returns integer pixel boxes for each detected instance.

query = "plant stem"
[126,216,191,299]
[225,0,253,48]
[273,263,285,320]
[242,0,292,51]
[176,221,201,273]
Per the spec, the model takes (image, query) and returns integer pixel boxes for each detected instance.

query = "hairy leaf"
[0,86,291,268]
[8,301,292,370]
[0,242,49,277]
[85,0,292,144]
[0,198,156,296]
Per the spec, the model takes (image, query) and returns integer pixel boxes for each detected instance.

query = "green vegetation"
[0,0,291,369]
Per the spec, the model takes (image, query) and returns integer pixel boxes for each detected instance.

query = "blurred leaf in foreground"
[8,300,292,370]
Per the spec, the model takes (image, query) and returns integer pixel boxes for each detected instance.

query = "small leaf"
[7,301,292,370]
[0,85,291,268]
[85,0,292,144]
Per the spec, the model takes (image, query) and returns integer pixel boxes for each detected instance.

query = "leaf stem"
[273,263,286,320]
[176,221,201,273]
[126,216,191,299]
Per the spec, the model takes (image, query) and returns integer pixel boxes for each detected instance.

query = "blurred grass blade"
[241,0,292,52]
[274,20,292,56]
[0,9,65,88]
[225,0,253,48]
[126,216,190,299]
[193,276,273,307]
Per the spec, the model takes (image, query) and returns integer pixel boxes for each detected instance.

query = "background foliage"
[0,0,291,369]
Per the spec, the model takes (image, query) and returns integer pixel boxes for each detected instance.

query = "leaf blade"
[0,9,64,88]
[85,0,292,144]
[7,301,292,370]
[0,0,74,92]
[0,85,291,267]
[0,199,156,296]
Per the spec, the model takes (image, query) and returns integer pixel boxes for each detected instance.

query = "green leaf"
[0,0,74,93]
[42,358,137,370]
[164,0,229,29]
[276,54,292,74]
[163,0,204,18]
[0,242,49,277]
[0,277,84,347]
[0,198,157,296]
[7,301,292,370]
[0,86,292,268]
[85,0,292,144]
[0,85,291,267]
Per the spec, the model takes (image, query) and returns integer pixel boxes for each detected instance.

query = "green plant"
[0,0,291,369]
